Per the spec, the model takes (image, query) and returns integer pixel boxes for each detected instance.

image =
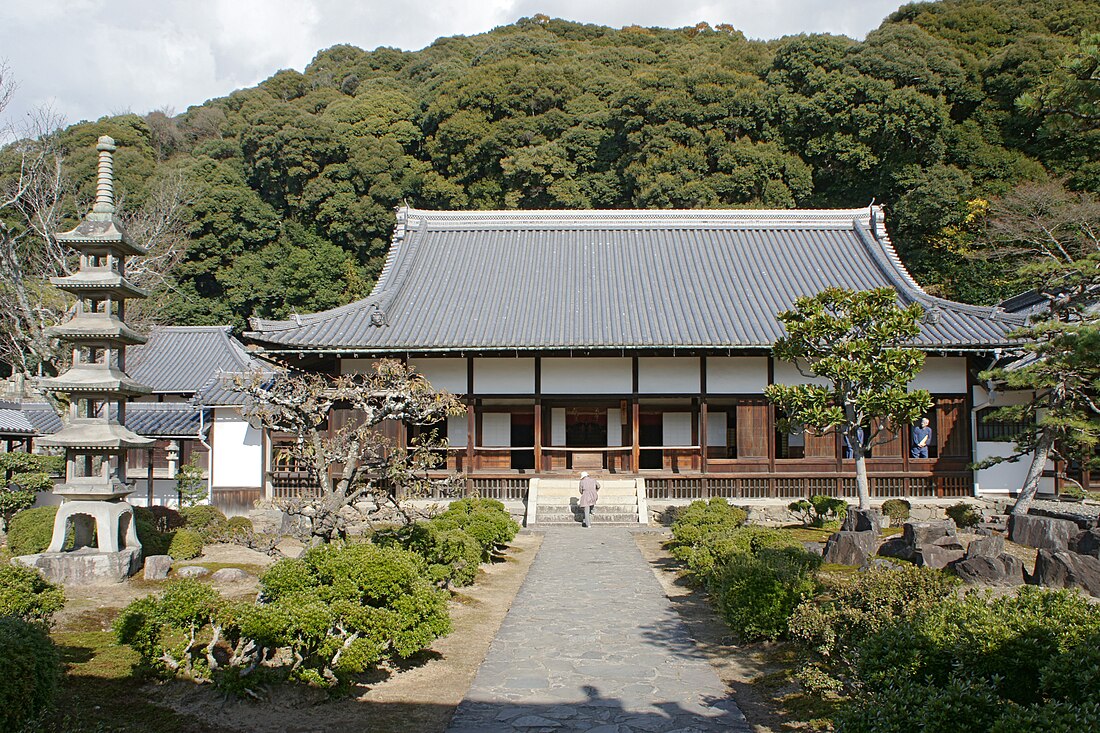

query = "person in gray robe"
[578,471,600,528]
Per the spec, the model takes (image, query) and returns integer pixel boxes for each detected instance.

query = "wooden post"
[700,356,708,478]
[465,401,475,494]
[534,401,543,473]
[146,447,154,506]
[631,400,640,473]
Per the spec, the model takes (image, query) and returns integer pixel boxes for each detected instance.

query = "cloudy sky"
[1,0,905,130]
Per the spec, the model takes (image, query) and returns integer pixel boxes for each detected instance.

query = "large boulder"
[823,531,878,567]
[953,554,1025,587]
[1008,514,1078,552]
[211,567,251,583]
[966,535,1005,559]
[1031,549,1100,597]
[914,544,965,570]
[877,536,914,561]
[904,520,957,548]
[143,555,173,581]
[175,565,210,579]
[1070,528,1100,559]
[841,508,883,535]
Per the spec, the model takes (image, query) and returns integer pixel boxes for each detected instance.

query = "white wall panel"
[638,357,699,393]
[211,409,262,488]
[474,358,535,394]
[481,413,512,447]
[707,357,768,394]
[408,358,467,394]
[541,357,631,394]
[607,408,622,446]
[773,360,831,387]
[975,442,1054,495]
[663,412,693,446]
[551,408,565,445]
[910,357,967,394]
[447,415,468,448]
[706,411,727,447]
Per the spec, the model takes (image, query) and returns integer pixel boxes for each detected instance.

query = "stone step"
[537,486,638,496]
[537,512,640,524]
[537,496,638,506]
[537,506,639,516]
[535,480,638,490]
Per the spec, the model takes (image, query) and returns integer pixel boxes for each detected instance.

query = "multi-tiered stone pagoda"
[19,136,152,583]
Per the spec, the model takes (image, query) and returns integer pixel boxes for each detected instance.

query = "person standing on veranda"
[911,417,933,458]
[578,471,600,528]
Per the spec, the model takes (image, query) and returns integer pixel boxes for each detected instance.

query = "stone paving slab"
[447,527,749,732]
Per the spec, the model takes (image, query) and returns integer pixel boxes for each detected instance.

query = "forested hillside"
[5,0,1099,330]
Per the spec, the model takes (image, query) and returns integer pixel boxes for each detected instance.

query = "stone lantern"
[17,136,153,584]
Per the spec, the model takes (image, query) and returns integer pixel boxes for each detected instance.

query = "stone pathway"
[447,527,749,733]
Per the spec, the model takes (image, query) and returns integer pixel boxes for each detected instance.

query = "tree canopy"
[1,0,1097,350]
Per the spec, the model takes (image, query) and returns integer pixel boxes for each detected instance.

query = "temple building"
[245,206,1040,503]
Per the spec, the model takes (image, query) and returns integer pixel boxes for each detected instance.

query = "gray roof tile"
[121,403,206,438]
[127,326,255,393]
[0,407,36,436]
[247,207,1025,352]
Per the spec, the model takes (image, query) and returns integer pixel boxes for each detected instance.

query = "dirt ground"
[633,530,827,733]
[52,532,543,733]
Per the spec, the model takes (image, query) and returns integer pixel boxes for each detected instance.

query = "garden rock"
[1031,549,1100,597]
[953,554,1025,586]
[1008,514,1077,552]
[175,565,210,579]
[904,520,957,548]
[877,536,913,561]
[823,531,877,566]
[966,535,1005,559]
[841,508,882,535]
[930,535,965,552]
[211,568,250,582]
[143,555,172,581]
[802,541,824,556]
[913,544,965,570]
[1070,528,1100,559]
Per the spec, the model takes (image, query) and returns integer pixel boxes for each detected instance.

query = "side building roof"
[127,326,255,395]
[246,206,1025,353]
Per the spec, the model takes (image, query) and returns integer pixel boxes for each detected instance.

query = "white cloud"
[0,0,902,131]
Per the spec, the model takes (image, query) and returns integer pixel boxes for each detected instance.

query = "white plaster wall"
[481,413,512,446]
[638,357,700,393]
[975,442,1055,495]
[663,412,693,446]
[773,360,831,387]
[408,358,467,393]
[542,357,632,394]
[474,358,535,394]
[211,409,262,488]
[447,415,468,448]
[706,411,727,447]
[707,357,768,394]
[551,408,566,445]
[910,357,967,394]
[608,408,622,446]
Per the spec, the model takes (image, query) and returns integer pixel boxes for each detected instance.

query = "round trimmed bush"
[132,506,171,555]
[0,616,60,731]
[881,498,912,526]
[180,505,228,539]
[168,528,205,560]
[226,516,254,536]
[713,547,822,641]
[945,502,981,528]
[148,505,186,533]
[376,522,483,587]
[6,506,59,555]
[0,565,65,624]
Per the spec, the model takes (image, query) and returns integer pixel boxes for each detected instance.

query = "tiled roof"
[122,403,207,438]
[247,206,1025,353]
[0,404,37,436]
[127,326,255,394]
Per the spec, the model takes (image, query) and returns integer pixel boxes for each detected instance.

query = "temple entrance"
[638,412,663,469]
[565,408,607,447]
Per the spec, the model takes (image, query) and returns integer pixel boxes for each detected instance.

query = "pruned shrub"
[167,528,204,560]
[881,498,911,526]
[6,506,59,556]
[712,546,822,641]
[430,498,519,560]
[0,453,61,531]
[375,522,482,587]
[671,497,748,546]
[0,565,65,624]
[226,516,253,535]
[945,502,981,528]
[148,505,186,533]
[789,564,959,693]
[788,494,848,528]
[180,505,228,539]
[114,578,223,678]
[673,523,803,581]
[0,616,60,732]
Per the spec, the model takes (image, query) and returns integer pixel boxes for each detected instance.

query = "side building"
[245,206,1037,504]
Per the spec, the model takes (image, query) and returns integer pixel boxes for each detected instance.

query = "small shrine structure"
[17,136,152,583]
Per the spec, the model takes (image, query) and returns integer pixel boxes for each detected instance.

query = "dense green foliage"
[945,501,982,527]
[7,0,1096,332]
[0,565,65,624]
[428,498,520,561]
[832,588,1100,732]
[788,495,848,528]
[0,453,61,530]
[175,458,207,508]
[880,498,911,526]
[0,617,60,732]
[6,506,59,555]
[178,505,228,540]
[167,528,205,560]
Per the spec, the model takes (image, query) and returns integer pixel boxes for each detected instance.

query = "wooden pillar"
[631,356,640,473]
[767,357,776,497]
[700,356,708,478]
[691,397,700,473]
[146,447,154,506]
[534,402,543,473]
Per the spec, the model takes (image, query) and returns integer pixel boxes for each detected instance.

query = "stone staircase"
[526,477,647,526]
